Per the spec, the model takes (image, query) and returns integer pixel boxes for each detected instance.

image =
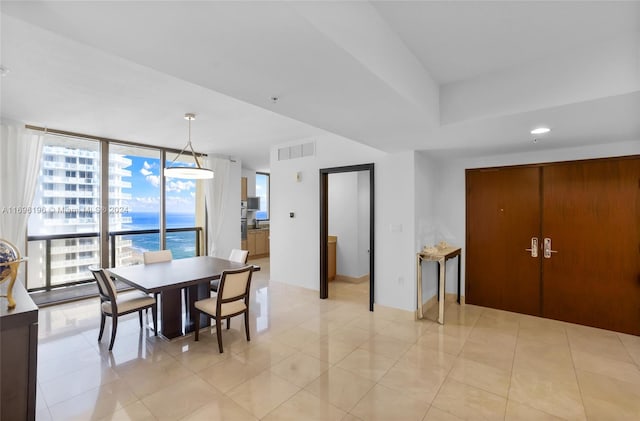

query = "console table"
[416,246,462,324]
[0,280,38,421]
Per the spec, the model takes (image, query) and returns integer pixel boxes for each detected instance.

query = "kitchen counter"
[248,227,270,231]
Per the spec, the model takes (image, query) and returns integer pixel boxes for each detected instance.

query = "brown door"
[542,158,640,335]
[466,166,542,316]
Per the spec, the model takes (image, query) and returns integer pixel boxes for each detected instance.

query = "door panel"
[542,158,640,335]
[466,167,542,315]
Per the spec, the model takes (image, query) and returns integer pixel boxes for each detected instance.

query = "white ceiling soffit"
[1,1,639,159]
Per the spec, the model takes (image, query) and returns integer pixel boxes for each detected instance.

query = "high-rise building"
[28,144,134,289]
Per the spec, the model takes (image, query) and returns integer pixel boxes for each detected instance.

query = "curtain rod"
[25,124,207,157]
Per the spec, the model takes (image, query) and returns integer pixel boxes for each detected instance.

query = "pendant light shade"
[165,113,214,179]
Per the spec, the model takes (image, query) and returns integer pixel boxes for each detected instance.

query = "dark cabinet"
[1,280,38,421]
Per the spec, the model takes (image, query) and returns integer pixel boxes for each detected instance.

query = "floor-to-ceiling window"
[26,132,204,291]
[164,151,199,259]
[27,136,101,290]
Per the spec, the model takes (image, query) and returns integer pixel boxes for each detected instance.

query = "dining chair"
[89,267,157,351]
[211,249,249,292]
[143,249,173,264]
[194,266,253,353]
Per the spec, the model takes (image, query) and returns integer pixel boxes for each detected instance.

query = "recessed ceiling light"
[0,65,9,77]
[531,127,551,135]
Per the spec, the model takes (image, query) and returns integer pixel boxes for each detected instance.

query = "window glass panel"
[27,136,101,289]
[256,173,269,220]
[165,152,198,259]
[110,144,160,266]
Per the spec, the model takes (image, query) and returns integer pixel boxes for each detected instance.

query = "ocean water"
[122,212,196,259]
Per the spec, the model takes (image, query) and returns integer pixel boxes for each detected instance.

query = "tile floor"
[35,258,640,420]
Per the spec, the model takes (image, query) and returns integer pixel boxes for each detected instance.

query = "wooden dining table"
[107,256,258,339]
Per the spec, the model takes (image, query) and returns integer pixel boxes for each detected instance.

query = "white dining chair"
[90,267,157,350]
[143,249,173,264]
[211,249,249,292]
[194,266,253,353]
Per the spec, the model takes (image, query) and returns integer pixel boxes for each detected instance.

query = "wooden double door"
[466,156,640,335]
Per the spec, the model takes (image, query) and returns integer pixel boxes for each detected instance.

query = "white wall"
[357,171,370,276]
[429,139,640,297]
[328,172,359,277]
[241,168,256,197]
[270,134,421,310]
[414,151,440,303]
[328,171,370,278]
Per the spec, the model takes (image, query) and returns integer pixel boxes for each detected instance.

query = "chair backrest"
[229,249,249,264]
[143,250,173,264]
[90,266,117,301]
[218,266,253,304]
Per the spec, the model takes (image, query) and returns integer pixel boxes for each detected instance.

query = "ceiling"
[1,1,639,170]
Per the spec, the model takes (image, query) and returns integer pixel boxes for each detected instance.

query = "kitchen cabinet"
[328,236,336,281]
[241,177,247,201]
[247,229,269,258]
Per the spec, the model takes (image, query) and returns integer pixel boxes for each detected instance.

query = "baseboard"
[334,274,369,284]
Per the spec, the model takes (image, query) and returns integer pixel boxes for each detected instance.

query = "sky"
[125,156,196,214]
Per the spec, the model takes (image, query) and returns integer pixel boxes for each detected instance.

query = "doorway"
[466,156,640,335]
[320,164,374,311]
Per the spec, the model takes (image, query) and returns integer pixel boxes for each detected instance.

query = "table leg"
[438,257,445,324]
[160,289,183,339]
[185,283,212,333]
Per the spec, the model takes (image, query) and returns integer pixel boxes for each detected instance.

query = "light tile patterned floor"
[35,258,640,420]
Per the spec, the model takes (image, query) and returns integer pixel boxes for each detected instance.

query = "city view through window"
[27,138,199,291]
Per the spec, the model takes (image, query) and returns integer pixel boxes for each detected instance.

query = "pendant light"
[164,113,214,179]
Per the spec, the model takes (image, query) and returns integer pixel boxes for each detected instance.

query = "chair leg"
[138,310,143,328]
[109,317,118,351]
[98,313,106,342]
[194,308,200,341]
[244,311,250,342]
[216,318,223,353]
[227,317,230,329]
[152,304,158,336]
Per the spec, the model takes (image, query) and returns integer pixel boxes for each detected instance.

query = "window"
[255,172,269,220]
[28,135,204,291]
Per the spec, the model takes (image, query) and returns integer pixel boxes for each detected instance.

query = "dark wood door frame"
[320,164,375,311]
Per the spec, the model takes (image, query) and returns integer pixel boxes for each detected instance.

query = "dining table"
[107,256,259,339]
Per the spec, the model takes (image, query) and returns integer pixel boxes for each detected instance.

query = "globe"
[0,239,20,282]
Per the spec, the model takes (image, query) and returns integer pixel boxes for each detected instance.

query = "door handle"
[543,237,558,258]
[525,237,538,257]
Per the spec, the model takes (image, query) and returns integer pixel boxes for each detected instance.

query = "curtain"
[204,156,230,257]
[0,122,44,258]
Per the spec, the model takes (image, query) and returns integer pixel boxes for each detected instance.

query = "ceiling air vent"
[278,141,315,161]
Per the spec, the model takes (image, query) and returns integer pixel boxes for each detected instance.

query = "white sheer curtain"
[204,156,230,257]
[0,122,44,256]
